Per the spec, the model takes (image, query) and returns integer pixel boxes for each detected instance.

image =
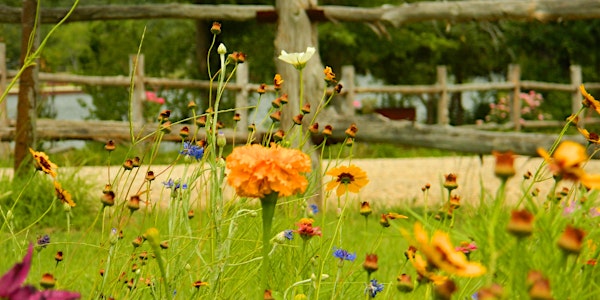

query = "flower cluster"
[484,90,546,124]
[226,144,311,198]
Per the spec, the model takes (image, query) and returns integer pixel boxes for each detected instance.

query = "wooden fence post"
[570,65,582,117]
[508,64,521,131]
[341,65,355,117]
[235,62,249,133]
[129,54,145,125]
[436,65,448,125]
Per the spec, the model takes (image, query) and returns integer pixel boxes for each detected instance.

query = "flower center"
[338,172,355,185]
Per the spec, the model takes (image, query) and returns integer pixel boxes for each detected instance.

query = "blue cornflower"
[180,141,204,160]
[309,203,319,215]
[284,230,294,240]
[365,279,384,298]
[163,179,188,190]
[36,234,50,248]
[333,247,356,262]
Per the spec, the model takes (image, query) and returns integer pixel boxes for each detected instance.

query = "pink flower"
[145,91,165,104]
[0,244,80,299]
[455,242,478,254]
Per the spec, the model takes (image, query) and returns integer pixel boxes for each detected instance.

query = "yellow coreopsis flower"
[538,140,600,189]
[226,144,311,198]
[29,148,58,178]
[325,164,369,197]
[414,223,486,277]
[278,47,316,70]
[581,84,600,115]
[54,181,75,207]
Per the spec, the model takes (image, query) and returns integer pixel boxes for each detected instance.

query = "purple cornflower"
[163,179,188,190]
[180,141,204,160]
[563,200,580,216]
[37,235,50,248]
[333,247,356,262]
[365,279,384,298]
[0,244,80,299]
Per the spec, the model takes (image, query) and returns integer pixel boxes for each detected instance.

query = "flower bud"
[217,131,227,148]
[105,140,116,152]
[396,274,414,292]
[557,225,585,254]
[506,209,534,238]
[210,22,221,35]
[363,253,379,274]
[217,43,227,55]
[40,273,56,289]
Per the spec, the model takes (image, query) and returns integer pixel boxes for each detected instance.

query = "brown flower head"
[301,103,311,115]
[322,125,333,137]
[527,271,553,300]
[226,144,311,198]
[360,201,372,216]
[127,195,141,213]
[506,209,534,237]
[363,253,378,274]
[101,191,115,207]
[29,148,58,178]
[334,83,343,94]
[379,214,390,228]
[443,173,458,191]
[273,129,285,142]
[557,225,585,254]
[476,284,505,300]
[434,279,457,300]
[104,140,116,152]
[179,126,190,138]
[193,280,209,288]
[233,113,241,122]
[187,100,196,109]
[309,123,319,134]
[345,123,358,138]
[158,110,171,123]
[270,110,282,123]
[493,151,516,180]
[54,251,63,263]
[274,74,284,90]
[40,273,56,289]
[123,159,134,170]
[293,114,304,126]
[257,83,267,94]
[210,22,221,35]
[196,115,207,127]
[271,97,283,109]
[145,171,156,181]
[396,274,414,292]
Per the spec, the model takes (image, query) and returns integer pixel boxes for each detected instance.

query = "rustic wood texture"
[2,1,600,25]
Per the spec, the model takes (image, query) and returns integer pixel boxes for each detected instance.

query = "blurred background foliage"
[1,0,600,125]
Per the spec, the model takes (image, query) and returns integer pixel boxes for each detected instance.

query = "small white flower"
[278,46,316,70]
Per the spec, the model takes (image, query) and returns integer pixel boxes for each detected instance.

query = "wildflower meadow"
[3,22,600,300]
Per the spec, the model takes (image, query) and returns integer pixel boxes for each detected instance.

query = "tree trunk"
[14,0,38,174]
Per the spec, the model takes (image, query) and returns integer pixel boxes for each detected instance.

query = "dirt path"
[11,155,600,209]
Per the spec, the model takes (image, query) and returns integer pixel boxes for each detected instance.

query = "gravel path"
[62,155,600,209]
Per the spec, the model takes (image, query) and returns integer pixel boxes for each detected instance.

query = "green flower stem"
[487,179,507,285]
[260,192,279,297]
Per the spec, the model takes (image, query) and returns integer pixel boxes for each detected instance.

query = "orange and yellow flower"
[29,148,58,178]
[414,223,486,277]
[226,144,311,198]
[538,140,600,189]
[53,181,75,207]
[577,127,600,144]
[325,164,369,197]
[581,84,600,115]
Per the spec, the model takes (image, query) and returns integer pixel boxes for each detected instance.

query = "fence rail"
[0,42,597,136]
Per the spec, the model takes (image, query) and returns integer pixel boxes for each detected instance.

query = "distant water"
[5,93,94,149]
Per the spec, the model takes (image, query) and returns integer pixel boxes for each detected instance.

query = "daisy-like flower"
[365,279,384,298]
[54,181,75,207]
[29,148,58,178]
[538,140,600,189]
[180,141,204,160]
[326,165,369,197]
[294,218,322,240]
[278,47,316,70]
[226,144,311,198]
[333,247,356,262]
[577,127,600,144]
[581,84,600,115]
[414,223,486,277]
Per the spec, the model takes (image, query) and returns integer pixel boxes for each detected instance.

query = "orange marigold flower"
[538,140,600,189]
[325,164,369,197]
[226,144,311,198]
[414,223,486,277]
[29,148,58,178]
[54,181,75,207]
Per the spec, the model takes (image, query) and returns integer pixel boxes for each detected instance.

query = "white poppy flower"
[278,47,316,70]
